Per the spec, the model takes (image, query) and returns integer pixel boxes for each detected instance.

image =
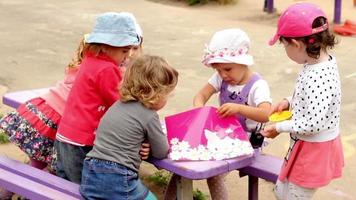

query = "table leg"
[248,176,259,200]
[176,176,193,200]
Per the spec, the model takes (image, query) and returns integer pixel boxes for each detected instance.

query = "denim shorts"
[55,140,92,184]
[80,158,157,200]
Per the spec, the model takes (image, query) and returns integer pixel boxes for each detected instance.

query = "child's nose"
[220,72,228,79]
[128,49,134,58]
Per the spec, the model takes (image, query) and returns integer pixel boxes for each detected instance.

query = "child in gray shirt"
[80,55,179,200]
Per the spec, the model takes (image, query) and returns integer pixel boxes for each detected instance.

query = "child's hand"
[261,124,279,138]
[217,103,240,117]
[270,99,289,115]
[140,142,151,160]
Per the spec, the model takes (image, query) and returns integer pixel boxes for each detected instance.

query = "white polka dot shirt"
[276,56,341,142]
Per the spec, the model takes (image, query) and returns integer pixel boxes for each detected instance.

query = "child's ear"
[290,39,304,49]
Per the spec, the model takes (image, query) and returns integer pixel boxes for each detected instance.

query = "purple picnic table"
[264,0,343,24]
[2,88,255,199]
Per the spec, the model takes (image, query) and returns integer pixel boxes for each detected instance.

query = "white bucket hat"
[202,28,254,67]
[86,12,141,47]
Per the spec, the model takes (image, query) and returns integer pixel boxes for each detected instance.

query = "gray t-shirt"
[87,101,169,172]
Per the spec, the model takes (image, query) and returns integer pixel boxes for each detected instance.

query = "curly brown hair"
[120,55,179,109]
[280,17,337,59]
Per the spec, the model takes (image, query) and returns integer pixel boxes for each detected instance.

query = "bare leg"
[164,174,178,200]
[207,173,228,200]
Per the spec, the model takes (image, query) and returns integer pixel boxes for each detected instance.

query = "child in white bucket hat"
[165,29,272,200]
[55,12,144,184]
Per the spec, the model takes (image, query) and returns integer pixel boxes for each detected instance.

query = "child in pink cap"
[263,2,344,199]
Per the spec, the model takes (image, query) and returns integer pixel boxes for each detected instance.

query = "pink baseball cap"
[269,2,328,46]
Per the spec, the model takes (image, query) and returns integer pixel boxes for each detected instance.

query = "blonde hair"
[82,43,107,57]
[120,55,179,109]
[67,36,86,69]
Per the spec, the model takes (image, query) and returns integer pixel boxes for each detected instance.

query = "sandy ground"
[0,0,355,199]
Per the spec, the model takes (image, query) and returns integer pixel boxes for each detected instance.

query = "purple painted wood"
[149,155,252,180]
[0,156,81,198]
[0,168,79,200]
[239,153,283,183]
[266,0,274,13]
[225,154,254,171]
[2,88,49,109]
[334,0,342,24]
[248,176,259,200]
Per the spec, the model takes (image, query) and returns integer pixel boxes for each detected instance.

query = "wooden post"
[264,0,275,13]
[248,176,259,200]
[333,0,342,24]
[176,176,193,200]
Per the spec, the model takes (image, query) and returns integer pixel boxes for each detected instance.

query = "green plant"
[0,132,9,144]
[193,188,209,200]
[147,170,171,187]
[0,113,9,144]
[186,0,207,5]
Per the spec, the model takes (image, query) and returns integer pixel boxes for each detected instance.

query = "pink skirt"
[17,97,60,140]
[279,135,344,188]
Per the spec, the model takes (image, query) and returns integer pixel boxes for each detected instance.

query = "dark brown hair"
[280,17,337,59]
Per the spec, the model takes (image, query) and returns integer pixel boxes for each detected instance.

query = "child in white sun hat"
[165,28,272,200]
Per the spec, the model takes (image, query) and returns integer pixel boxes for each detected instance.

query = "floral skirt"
[0,97,60,170]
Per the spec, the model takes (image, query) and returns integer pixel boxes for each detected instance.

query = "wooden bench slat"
[0,156,81,198]
[0,168,79,200]
[2,88,48,109]
[239,153,283,183]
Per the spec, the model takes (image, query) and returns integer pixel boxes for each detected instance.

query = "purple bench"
[239,152,283,200]
[0,156,82,200]
[1,88,283,200]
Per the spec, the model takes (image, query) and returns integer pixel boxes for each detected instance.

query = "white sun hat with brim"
[202,28,254,67]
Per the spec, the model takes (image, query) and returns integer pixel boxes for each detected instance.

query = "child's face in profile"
[211,63,248,85]
[281,39,307,64]
[151,92,173,111]
[106,46,133,66]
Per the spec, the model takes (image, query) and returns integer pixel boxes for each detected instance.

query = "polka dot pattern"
[291,56,341,135]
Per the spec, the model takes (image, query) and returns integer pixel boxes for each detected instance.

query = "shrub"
[147,170,171,187]
[0,113,9,144]
[193,188,209,200]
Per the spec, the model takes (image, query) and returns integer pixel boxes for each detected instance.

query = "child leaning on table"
[54,12,146,184]
[262,3,344,199]
[165,28,272,200]
[0,35,85,199]
[80,55,179,200]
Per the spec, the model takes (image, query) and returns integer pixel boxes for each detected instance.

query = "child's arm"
[139,142,150,160]
[146,114,169,159]
[193,83,216,107]
[269,98,290,115]
[217,102,271,123]
[97,67,121,105]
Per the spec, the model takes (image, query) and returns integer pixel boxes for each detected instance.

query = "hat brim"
[268,33,280,46]
[86,32,140,47]
[203,55,254,67]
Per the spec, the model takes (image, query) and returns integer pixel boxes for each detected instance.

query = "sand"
[0,0,355,199]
